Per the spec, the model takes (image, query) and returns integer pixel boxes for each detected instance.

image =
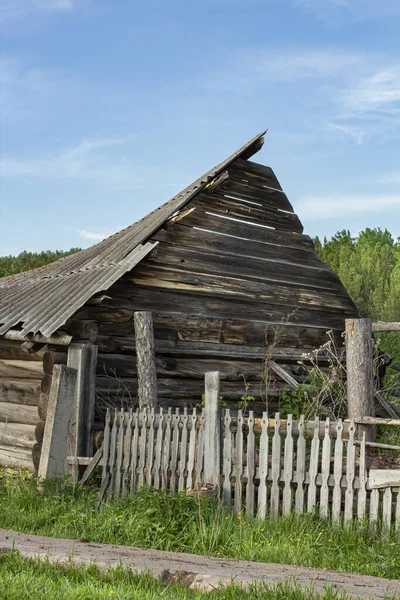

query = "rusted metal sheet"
[0,132,266,339]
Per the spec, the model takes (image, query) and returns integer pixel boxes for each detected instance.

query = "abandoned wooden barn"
[0,131,358,472]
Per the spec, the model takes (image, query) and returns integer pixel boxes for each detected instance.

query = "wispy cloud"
[78,229,113,241]
[328,123,365,145]
[339,67,400,116]
[0,0,73,22]
[297,194,400,220]
[293,0,400,21]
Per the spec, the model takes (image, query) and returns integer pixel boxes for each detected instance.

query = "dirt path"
[0,529,399,598]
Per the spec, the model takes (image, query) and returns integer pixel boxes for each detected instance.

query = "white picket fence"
[94,404,400,531]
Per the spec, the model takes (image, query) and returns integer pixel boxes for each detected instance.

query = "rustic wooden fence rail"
[93,400,400,531]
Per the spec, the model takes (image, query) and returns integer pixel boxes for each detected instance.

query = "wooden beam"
[372,322,400,332]
[38,364,77,481]
[270,361,299,389]
[203,371,221,487]
[67,343,98,459]
[3,330,72,346]
[134,312,158,409]
[345,318,375,441]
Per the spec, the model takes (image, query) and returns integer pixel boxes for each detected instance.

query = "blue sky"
[1,0,399,255]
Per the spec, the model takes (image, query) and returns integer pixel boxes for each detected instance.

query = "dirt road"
[0,529,399,598]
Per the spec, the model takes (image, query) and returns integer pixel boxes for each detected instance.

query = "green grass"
[0,552,381,600]
[0,473,399,581]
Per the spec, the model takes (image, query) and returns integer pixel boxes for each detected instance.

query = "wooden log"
[4,330,71,346]
[35,420,45,443]
[355,417,400,426]
[21,342,44,354]
[32,442,41,471]
[38,392,49,420]
[0,422,35,442]
[43,351,67,375]
[0,402,39,425]
[0,359,43,379]
[0,340,43,361]
[345,319,375,442]
[0,444,33,469]
[41,374,52,394]
[38,364,77,480]
[372,322,400,332]
[67,343,98,458]
[0,378,40,405]
[0,431,34,449]
[134,312,158,409]
[67,320,99,342]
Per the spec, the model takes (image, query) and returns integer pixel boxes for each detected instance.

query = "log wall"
[70,158,358,416]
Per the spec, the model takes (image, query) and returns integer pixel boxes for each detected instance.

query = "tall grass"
[0,475,399,580]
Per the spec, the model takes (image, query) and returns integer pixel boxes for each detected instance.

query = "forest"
[0,227,399,360]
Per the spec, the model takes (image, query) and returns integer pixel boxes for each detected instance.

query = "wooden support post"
[67,343,98,458]
[345,318,375,442]
[134,311,158,409]
[203,371,221,487]
[38,365,77,480]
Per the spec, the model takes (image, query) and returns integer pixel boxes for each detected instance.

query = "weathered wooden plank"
[99,409,111,502]
[138,409,148,489]
[153,407,164,490]
[320,419,331,519]
[178,407,188,492]
[106,409,118,499]
[186,409,197,491]
[234,409,244,516]
[114,409,125,500]
[369,488,380,531]
[129,410,139,496]
[162,408,172,490]
[122,410,133,498]
[169,409,180,494]
[357,433,367,521]
[246,411,256,517]
[222,409,232,507]
[204,372,221,486]
[396,490,400,532]
[231,158,284,191]
[332,419,344,525]
[307,417,320,513]
[282,414,294,516]
[344,421,356,524]
[369,470,400,489]
[257,412,269,520]
[134,312,158,409]
[295,415,306,515]
[146,408,155,488]
[195,409,205,488]
[270,413,281,519]
[382,487,393,531]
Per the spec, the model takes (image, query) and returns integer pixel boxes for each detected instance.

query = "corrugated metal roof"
[0,132,266,339]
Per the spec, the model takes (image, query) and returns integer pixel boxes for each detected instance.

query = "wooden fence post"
[203,371,221,487]
[345,318,375,441]
[67,343,98,458]
[134,311,158,409]
[38,364,77,480]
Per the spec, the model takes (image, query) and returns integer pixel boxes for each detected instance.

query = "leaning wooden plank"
[332,419,343,525]
[234,409,244,516]
[307,417,320,514]
[257,412,269,520]
[270,362,299,389]
[382,487,393,532]
[344,421,356,524]
[178,408,188,492]
[222,409,232,508]
[98,409,111,504]
[0,402,39,426]
[169,409,180,494]
[153,408,164,490]
[246,411,255,517]
[79,445,103,485]
[375,391,399,420]
[294,415,306,515]
[319,418,331,519]
[114,409,125,500]
[37,365,77,481]
[270,413,281,519]
[357,433,367,521]
[282,414,294,516]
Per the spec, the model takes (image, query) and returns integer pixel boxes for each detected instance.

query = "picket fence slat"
[270,413,281,519]
[246,411,255,516]
[96,404,400,534]
[257,412,269,520]
[295,415,306,515]
[235,410,243,516]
